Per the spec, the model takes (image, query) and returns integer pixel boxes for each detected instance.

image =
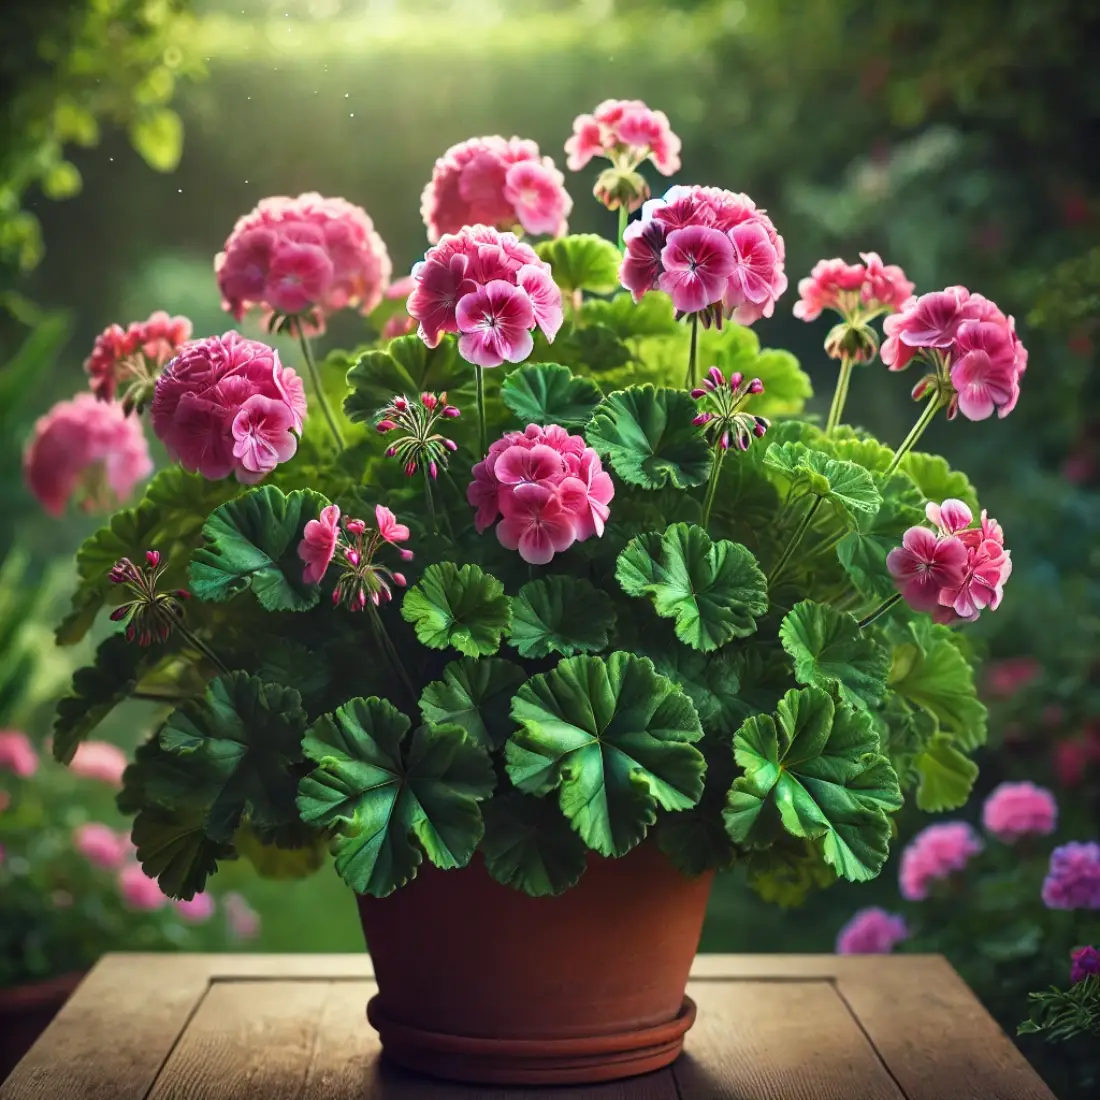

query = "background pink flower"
[835,908,908,954]
[899,821,983,901]
[117,863,167,911]
[175,892,216,923]
[224,891,261,940]
[152,332,306,483]
[216,193,391,332]
[983,657,1042,698]
[0,730,38,777]
[73,822,132,870]
[69,741,128,786]
[85,311,192,401]
[24,393,152,517]
[982,781,1058,842]
[565,99,681,176]
[421,136,572,242]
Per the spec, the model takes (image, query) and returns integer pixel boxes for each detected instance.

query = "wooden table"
[1,953,1056,1099]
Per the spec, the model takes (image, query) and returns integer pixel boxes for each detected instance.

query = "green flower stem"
[423,475,437,535]
[701,443,726,529]
[858,592,903,629]
[132,689,191,704]
[367,604,416,704]
[886,394,943,475]
[177,623,231,677]
[684,311,700,389]
[825,353,854,435]
[475,364,487,457]
[768,495,823,585]
[298,330,345,451]
[618,205,629,252]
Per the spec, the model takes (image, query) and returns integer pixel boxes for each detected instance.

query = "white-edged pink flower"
[658,226,736,315]
[886,527,968,613]
[456,280,536,368]
[565,99,681,176]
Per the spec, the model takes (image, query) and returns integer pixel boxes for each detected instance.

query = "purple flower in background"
[836,908,909,955]
[1042,842,1100,910]
[1071,946,1100,984]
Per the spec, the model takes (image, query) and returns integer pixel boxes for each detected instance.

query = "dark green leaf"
[898,451,980,512]
[580,291,680,339]
[419,657,526,750]
[510,576,616,659]
[132,806,234,900]
[236,825,327,879]
[343,335,467,424]
[256,638,331,701]
[401,562,511,657]
[535,234,623,294]
[500,363,603,428]
[764,442,881,520]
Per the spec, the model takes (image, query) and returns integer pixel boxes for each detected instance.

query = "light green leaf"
[41,161,82,200]
[297,697,494,897]
[724,686,902,882]
[822,429,896,473]
[617,523,768,652]
[190,486,328,611]
[580,291,680,339]
[401,563,511,657]
[479,792,589,896]
[914,733,979,812]
[535,234,623,294]
[741,349,813,418]
[510,576,615,659]
[764,442,882,520]
[419,657,526,750]
[744,835,836,907]
[898,451,980,512]
[236,825,327,879]
[586,385,712,490]
[779,600,890,710]
[131,806,234,901]
[130,108,183,172]
[343,335,467,424]
[505,652,705,857]
[500,363,603,428]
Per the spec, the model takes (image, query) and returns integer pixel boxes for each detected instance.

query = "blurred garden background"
[2,0,1099,1094]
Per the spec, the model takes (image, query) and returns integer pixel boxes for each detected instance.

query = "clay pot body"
[0,971,85,1082]
[358,842,713,1085]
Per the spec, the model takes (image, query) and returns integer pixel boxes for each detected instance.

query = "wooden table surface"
[1,953,1056,1100]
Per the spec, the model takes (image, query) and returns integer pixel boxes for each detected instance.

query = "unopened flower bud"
[146,550,161,567]
[404,461,417,477]
[109,605,130,622]
[707,366,724,388]
[377,419,397,433]
[393,573,407,587]
[443,405,460,418]
[420,393,438,410]
[720,430,731,451]
[690,387,707,400]
[747,378,764,394]
[429,461,439,479]
[443,438,458,452]
[911,375,936,401]
[346,549,360,567]
[400,548,414,561]
[693,412,714,426]
[593,165,650,212]
[392,396,409,412]
[346,519,366,535]
[753,416,770,438]
[729,371,743,391]
[385,446,397,457]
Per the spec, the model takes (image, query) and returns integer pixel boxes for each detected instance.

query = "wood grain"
[675,979,906,1100]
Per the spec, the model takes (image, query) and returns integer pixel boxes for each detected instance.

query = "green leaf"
[510,576,616,659]
[500,363,603,428]
[344,335,467,424]
[190,486,328,611]
[155,673,307,843]
[297,697,494,897]
[236,825,327,879]
[617,523,769,652]
[131,806,233,901]
[888,618,987,749]
[419,657,526,750]
[505,652,705,857]
[779,600,890,711]
[52,634,149,763]
[544,323,632,374]
[129,108,183,172]
[740,350,813,418]
[256,638,331,701]
[763,442,881,520]
[401,563,511,657]
[41,161,82,200]
[480,792,589,896]
[744,835,836,908]
[580,291,680,339]
[913,733,979,812]
[586,385,712,490]
[724,686,902,882]
[535,234,623,294]
[822,430,896,473]
[898,451,980,512]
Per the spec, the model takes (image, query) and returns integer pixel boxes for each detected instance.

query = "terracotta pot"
[0,971,85,1082]
[358,841,714,1085]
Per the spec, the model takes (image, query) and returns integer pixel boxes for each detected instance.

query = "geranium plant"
[48,105,1021,915]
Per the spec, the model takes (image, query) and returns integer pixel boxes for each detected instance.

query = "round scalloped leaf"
[419,657,526,750]
[297,696,495,897]
[586,385,712,490]
[500,363,603,428]
[401,562,511,657]
[763,442,881,520]
[580,291,680,339]
[898,451,980,512]
[479,792,589,897]
[723,686,902,883]
[617,523,769,652]
[189,485,328,611]
[131,806,235,901]
[779,600,890,711]
[505,652,705,857]
[913,732,979,812]
[510,576,616,659]
[534,234,623,295]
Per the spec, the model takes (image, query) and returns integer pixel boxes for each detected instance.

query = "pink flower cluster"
[835,907,909,955]
[24,393,152,517]
[216,193,392,332]
[407,225,563,367]
[69,741,128,786]
[467,424,614,565]
[620,185,787,324]
[887,498,1012,623]
[115,857,215,922]
[565,99,681,175]
[421,136,572,243]
[982,656,1042,699]
[899,821,983,901]
[981,781,1058,843]
[793,252,913,322]
[74,822,133,869]
[1042,842,1100,910]
[0,730,37,777]
[881,286,1028,421]
[151,332,307,483]
[1071,945,1100,984]
[85,311,192,402]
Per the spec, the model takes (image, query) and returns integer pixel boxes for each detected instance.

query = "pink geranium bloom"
[407,254,477,348]
[24,393,152,517]
[793,258,867,321]
[982,781,1058,843]
[899,822,983,901]
[565,114,605,171]
[73,823,131,870]
[84,312,192,402]
[224,891,261,939]
[621,219,668,303]
[565,100,681,176]
[264,241,335,316]
[175,892,216,923]
[937,537,1012,621]
[949,320,1018,420]
[375,505,410,545]
[494,443,568,488]
[658,226,736,314]
[860,251,914,311]
[70,741,128,786]
[299,504,341,585]
[558,449,615,539]
[381,315,416,340]
[925,498,973,535]
[497,483,577,565]
[983,657,1042,699]
[504,161,571,237]
[516,264,564,343]
[724,221,784,322]
[835,907,908,955]
[886,527,968,612]
[456,280,536,368]
[231,395,299,481]
[898,287,972,348]
[118,863,167,911]
[0,730,38,777]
